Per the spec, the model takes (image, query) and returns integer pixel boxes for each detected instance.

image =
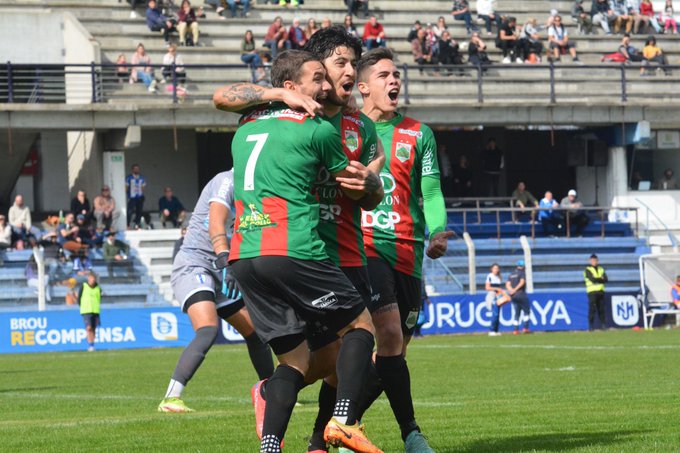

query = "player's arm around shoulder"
[213,82,323,116]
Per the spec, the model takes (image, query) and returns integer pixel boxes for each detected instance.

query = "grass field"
[1,329,680,452]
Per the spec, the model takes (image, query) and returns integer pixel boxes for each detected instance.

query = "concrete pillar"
[36,131,70,212]
[606,146,627,206]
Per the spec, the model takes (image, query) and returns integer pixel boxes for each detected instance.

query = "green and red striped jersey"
[229,104,348,262]
[313,111,378,268]
[361,113,440,278]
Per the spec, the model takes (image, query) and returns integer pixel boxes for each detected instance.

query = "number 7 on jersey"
[244,133,269,191]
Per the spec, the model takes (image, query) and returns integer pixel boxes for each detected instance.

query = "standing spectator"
[656,168,679,189]
[125,164,146,229]
[663,0,678,33]
[572,0,594,34]
[477,0,502,35]
[641,36,671,75]
[362,15,386,49]
[79,272,102,352]
[497,16,521,63]
[343,14,359,38]
[264,16,290,59]
[288,18,307,49]
[671,275,680,308]
[172,227,187,261]
[438,30,465,71]
[637,0,661,33]
[159,186,186,227]
[611,0,634,33]
[93,186,118,231]
[57,213,89,255]
[103,232,132,277]
[70,190,92,223]
[241,30,264,83]
[486,263,510,336]
[162,44,187,85]
[130,43,157,93]
[519,17,544,62]
[560,189,589,235]
[481,138,503,196]
[592,0,615,34]
[407,20,422,42]
[506,260,531,334]
[618,33,645,61]
[452,155,474,197]
[468,32,492,70]
[548,15,581,62]
[452,0,476,34]
[0,215,11,249]
[116,54,130,83]
[177,0,200,46]
[226,0,250,17]
[412,28,437,74]
[146,0,176,44]
[9,195,34,248]
[346,0,369,18]
[584,254,608,330]
[538,191,561,236]
[305,18,320,40]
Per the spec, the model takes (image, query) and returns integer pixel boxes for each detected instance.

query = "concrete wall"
[63,11,101,104]
[0,10,64,64]
[36,131,70,212]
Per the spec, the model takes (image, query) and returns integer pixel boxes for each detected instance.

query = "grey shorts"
[171,249,241,312]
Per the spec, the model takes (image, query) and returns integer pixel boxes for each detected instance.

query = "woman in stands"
[663,0,678,33]
[343,14,358,38]
[305,18,320,40]
[240,30,265,83]
[468,31,491,72]
[130,43,157,93]
[177,0,200,46]
[641,36,671,75]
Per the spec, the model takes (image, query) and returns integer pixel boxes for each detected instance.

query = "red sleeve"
[265,24,275,40]
[362,23,371,40]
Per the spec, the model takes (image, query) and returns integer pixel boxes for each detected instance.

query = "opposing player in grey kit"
[158,170,274,413]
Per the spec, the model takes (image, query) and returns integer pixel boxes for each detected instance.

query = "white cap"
[568,189,577,196]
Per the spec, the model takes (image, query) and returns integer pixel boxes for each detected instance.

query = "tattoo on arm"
[220,83,264,106]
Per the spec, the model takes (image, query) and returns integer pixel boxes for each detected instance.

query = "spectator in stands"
[363,15,386,50]
[548,15,581,62]
[343,14,359,38]
[584,254,608,330]
[572,0,594,34]
[0,215,11,250]
[663,0,678,33]
[438,31,465,72]
[159,186,186,227]
[76,214,101,248]
[617,33,645,61]
[58,213,89,255]
[412,28,438,74]
[452,0,476,35]
[321,17,332,29]
[70,190,92,224]
[127,0,143,18]
[79,271,102,352]
[468,32,492,70]
[507,260,531,334]
[264,16,290,58]
[538,191,562,236]
[346,0,369,18]
[146,0,176,44]
[452,155,473,197]
[432,16,450,40]
[610,0,634,33]
[407,20,422,42]
[641,36,671,75]
[672,275,680,308]
[305,18,320,40]
[512,182,539,220]
[477,0,502,35]
[482,138,503,195]
[162,44,187,86]
[289,18,307,49]
[425,23,440,57]
[241,30,265,83]
[94,186,118,232]
[126,164,147,229]
[25,254,52,302]
[172,226,187,261]
[103,232,132,277]
[592,0,615,34]
[9,195,34,249]
[486,263,509,336]
[560,189,589,236]
[656,168,679,189]
[116,54,130,84]
[130,43,158,93]
[637,0,661,33]
[497,16,522,63]
[226,0,250,17]
[519,18,544,62]
[177,0,200,46]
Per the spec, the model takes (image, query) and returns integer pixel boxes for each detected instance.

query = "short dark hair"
[357,48,394,82]
[271,50,322,88]
[303,25,363,62]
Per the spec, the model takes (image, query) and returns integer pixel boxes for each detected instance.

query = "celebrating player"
[355,48,454,453]
[157,171,274,413]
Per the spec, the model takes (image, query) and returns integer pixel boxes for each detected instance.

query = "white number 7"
[244,133,269,191]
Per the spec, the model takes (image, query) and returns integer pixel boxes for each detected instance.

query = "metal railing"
[635,198,680,252]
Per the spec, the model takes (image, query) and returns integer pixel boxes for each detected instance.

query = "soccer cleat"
[513,329,520,335]
[251,380,267,439]
[324,418,383,453]
[404,430,435,453]
[522,328,531,334]
[157,397,194,413]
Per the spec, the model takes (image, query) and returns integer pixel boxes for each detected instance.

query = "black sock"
[261,365,304,451]
[334,328,374,425]
[376,354,420,441]
[245,333,275,380]
[355,361,383,422]
[308,379,337,451]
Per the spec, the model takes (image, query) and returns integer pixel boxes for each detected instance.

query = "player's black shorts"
[306,265,372,351]
[82,313,100,329]
[230,256,366,346]
[366,256,422,336]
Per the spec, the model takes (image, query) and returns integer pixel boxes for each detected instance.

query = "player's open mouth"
[388,89,399,101]
[341,82,354,93]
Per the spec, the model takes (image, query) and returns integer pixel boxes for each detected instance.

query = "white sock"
[165,379,185,398]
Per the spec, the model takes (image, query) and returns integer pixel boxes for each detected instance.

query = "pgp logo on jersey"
[151,312,179,341]
[610,295,639,326]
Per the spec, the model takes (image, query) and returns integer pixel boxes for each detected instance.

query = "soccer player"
[226,50,382,453]
[157,171,274,413]
[355,48,454,453]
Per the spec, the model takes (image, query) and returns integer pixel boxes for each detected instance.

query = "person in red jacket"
[363,15,386,50]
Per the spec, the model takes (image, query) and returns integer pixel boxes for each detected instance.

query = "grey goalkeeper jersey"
[180,170,234,257]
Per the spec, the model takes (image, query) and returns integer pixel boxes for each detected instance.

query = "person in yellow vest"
[672,275,680,309]
[584,254,608,330]
[78,272,101,352]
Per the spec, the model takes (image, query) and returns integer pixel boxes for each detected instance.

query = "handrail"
[424,253,466,294]
[635,198,680,252]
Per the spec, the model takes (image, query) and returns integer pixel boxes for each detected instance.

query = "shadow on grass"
[0,386,59,393]
[451,430,648,453]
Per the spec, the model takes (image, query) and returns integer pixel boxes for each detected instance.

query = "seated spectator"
[452,155,473,197]
[432,16,450,40]
[127,0,143,18]
[321,17,332,29]
[343,14,359,38]
[173,227,187,261]
[560,189,589,235]
[346,0,369,18]
[641,35,671,75]
[162,44,187,85]
[438,30,465,71]
[241,30,265,83]
[93,185,118,231]
[130,43,158,93]
[412,28,438,74]
[477,0,502,35]
[116,54,129,83]
[497,16,521,63]
[146,0,176,44]
[25,255,52,302]
[519,18,544,62]
[672,275,680,308]
[289,18,307,49]
[305,18,320,40]
[177,0,200,46]
[610,0,634,33]
[76,214,101,248]
[656,168,679,189]
[264,16,291,59]
[452,0,476,35]
[103,232,132,277]
[468,32,492,69]
[618,33,645,61]
[572,0,594,34]
[407,20,422,42]
[539,191,562,235]
[637,0,661,33]
[512,182,539,219]
[226,0,250,17]
[592,0,615,34]
[57,213,89,256]
[0,215,11,249]
[363,15,386,50]
[159,186,186,227]
[548,15,581,62]
[663,0,678,33]
[9,195,36,249]
[70,190,92,224]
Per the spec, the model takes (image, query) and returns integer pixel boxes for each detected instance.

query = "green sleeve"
[313,120,348,174]
[422,176,447,239]
[360,114,378,166]
[102,243,115,261]
[418,124,440,178]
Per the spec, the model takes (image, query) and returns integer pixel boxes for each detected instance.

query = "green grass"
[1,330,680,452]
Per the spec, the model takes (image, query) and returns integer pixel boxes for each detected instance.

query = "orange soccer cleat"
[324,417,383,453]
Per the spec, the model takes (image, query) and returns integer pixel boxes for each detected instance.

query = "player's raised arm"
[213,82,323,116]
[367,138,386,175]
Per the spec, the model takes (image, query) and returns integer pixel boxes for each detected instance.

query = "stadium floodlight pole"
[463,232,477,294]
[519,235,534,293]
[33,246,46,312]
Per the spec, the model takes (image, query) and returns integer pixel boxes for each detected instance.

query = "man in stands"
[265,16,291,59]
[146,0,176,44]
[538,191,561,236]
[289,18,307,49]
[93,186,118,231]
[346,0,369,18]
[672,275,680,308]
[560,189,589,236]
[158,186,186,228]
[362,15,386,50]
[451,0,476,35]
[657,168,679,190]
[548,15,580,63]
[591,0,615,34]
[125,164,146,229]
[103,232,132,277]
[584,254,608,330]
[8,194,34,248]
[512,181,538,221]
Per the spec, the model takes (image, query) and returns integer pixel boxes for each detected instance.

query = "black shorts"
[230,256,366,346]
[184,290,246,320]
[366,257,422,336]
[82,313,100,329]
